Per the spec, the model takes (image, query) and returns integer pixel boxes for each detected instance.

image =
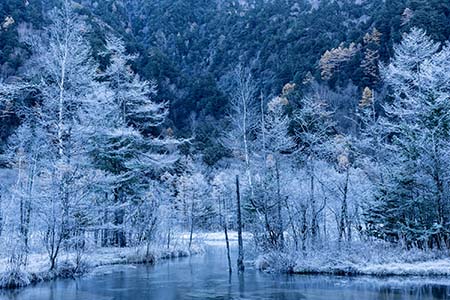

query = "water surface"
[2,246,450,300]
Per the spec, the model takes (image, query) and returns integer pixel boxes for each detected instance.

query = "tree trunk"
[432,144,446,248]
[301,204,308,252]
[102,209,108,247]
[339,168,350,244]
[220,192,232,273]
[236,175,244,272]
[323,197,327,243]
[434,168,446,248]
[167,227,171,249]
[22,160,36,264]
[275,159,284,250]
[46,215,62,271]
[114,188,126,247]
[345,169,351,243]
[224,218,232,274]
[285,197,299,251]
[189,199,195,251]
[310,162,317,244]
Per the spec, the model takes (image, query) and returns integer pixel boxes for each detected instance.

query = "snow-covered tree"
[293,92,335,244]
[100,33,168,130]
[256,90,295,250]
[92,33,178,247]
[221,66,259,207]
[368,28,450,249]
[21,2,99,269]
[174,158,212,249]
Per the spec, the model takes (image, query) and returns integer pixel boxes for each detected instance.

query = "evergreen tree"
[368,28,450,249]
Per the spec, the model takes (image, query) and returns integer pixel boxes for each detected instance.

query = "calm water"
[2,246,450,300]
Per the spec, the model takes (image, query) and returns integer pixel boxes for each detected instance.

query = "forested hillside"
[1,0,450,288]
[2,0,450,162]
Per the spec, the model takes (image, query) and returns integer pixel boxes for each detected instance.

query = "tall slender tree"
[23,1,99,269]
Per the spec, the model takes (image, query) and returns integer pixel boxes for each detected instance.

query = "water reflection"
[1,246,450,300]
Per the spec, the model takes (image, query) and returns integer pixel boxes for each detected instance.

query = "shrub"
[0,269,31,289]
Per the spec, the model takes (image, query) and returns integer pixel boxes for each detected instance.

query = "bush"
[56,259,91,278]
[256,252,295,273]
[256,241,450,276]
[0,269,31,289]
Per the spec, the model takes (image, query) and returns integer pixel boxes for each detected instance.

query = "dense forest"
[1,0,450,288]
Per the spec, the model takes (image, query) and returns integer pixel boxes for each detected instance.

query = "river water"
[1,246,450,300]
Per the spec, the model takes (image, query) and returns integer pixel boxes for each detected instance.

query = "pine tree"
[361,28,382,86]
[92,33,177,247]
[369,28,450,249]
[320,43,359,80]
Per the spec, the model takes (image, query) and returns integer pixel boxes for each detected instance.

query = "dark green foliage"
[365,168,442,249]
[2,0,450,162]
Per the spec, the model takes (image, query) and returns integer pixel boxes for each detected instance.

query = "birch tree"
[23,2,98,269]
[222,66,259,208]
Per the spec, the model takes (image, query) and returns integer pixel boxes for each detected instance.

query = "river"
[1,245,450,300]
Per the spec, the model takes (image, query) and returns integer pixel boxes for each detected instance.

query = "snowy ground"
[0,241,203,289]
[256,242,450,277]
[289,257,450,276]
[0,231,250,289]
[5,232,450,290]
[358,260,450,276]
[182,231,253,246]
[181,232,450,277]
[0,245,201,273]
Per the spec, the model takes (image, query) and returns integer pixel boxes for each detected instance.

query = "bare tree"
[222,66,259,207]
[236,175,244,272]
[293,94,335,245]
[23,1,98,269]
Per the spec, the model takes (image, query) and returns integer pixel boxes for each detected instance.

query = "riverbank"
[0,230,248,290]
[0,244,203,290]
[2,244,448,300]
[256,242,450,276]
